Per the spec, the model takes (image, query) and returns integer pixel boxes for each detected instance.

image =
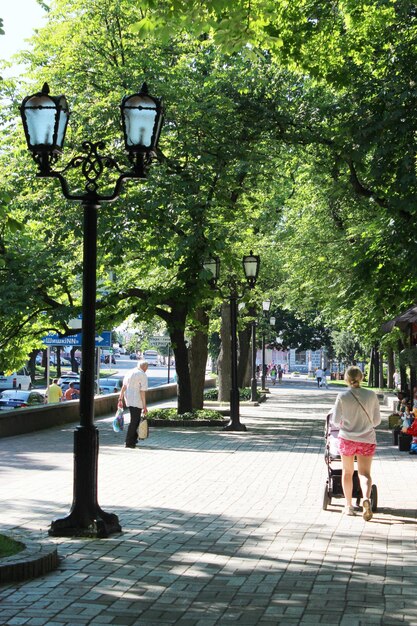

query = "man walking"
[119,360,149,449]
[46,379,63,404]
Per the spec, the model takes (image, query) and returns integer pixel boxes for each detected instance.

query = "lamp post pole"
[250,319,257,402]
[226,287,244,430]
[260,300,271,390]
[20,83,163,538]
[261,330,267,390]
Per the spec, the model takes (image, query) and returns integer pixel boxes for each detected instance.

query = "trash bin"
[398,433,412,452]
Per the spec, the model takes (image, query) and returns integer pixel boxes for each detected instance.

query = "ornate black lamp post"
[204,252,260,431]
[20,82,163,538]
[260,300,271,390]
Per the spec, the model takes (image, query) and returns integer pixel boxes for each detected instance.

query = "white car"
[143,350,160,366]
[0,367,32,391]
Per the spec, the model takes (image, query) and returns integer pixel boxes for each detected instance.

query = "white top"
[123,367,148,408]
[316,369,323,378]
[333,387,381,444]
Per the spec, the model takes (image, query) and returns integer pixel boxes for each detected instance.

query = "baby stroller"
[323,412,378,512]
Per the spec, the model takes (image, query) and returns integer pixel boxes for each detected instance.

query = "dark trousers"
[317,377,322,387]
[125,406,142,446]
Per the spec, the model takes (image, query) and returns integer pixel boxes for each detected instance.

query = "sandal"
[362,499,373,521]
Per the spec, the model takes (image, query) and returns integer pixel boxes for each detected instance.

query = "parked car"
[0,368,32,391]
[129,353,138,360]
[143,350,160,366]
[58,372,80,387]
[0,389,45,410]
[99,377,123,390]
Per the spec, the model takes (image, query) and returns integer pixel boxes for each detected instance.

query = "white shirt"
[316,369,323,378]
[123,367,148,408]
[333,387,381,443]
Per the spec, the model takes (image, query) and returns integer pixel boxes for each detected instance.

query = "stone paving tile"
[0,384,416,625]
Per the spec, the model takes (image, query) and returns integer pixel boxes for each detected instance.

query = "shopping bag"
[137,419,149,440]
[112,407,125,432]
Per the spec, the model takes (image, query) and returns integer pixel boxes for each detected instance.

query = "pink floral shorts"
[338,437,376,457]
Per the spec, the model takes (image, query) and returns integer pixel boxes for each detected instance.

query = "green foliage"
[203,387,262,401]
[399,348,417,369]
[147,407,223,420]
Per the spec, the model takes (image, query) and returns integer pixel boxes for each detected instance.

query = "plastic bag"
[137,419,149,440]
[112,407,125,432]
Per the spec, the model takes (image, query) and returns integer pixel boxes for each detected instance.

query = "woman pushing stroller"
[332,366,381,520]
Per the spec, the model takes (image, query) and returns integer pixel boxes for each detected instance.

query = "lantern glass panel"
[243,255,259,279]
[24,95,58,147]
[203,257,219,281]
[123,95,157,148]
[56,97,69,147]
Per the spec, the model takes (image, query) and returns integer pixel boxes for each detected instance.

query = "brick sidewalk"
[1,384,417,625]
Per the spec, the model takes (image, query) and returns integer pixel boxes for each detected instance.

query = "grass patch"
[147,408,223,421]
[0,534,25,558]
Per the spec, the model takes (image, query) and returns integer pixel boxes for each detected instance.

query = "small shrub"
[204,388,218,400]
[204,387,262,401]
[147,407,223,421]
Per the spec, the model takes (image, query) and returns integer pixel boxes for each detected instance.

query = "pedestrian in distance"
[119,360,149,449]
[278,364,283,383]
[270,365,277,385]
[321,368,328,389]
[315,367,323,388]
[332,365,381,520]
[64,382,80,401]
[46,378,63,404]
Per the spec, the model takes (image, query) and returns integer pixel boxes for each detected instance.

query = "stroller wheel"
[323,485,331,510]
[370,484,378,513]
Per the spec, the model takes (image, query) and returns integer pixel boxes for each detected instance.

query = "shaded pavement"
[1,381,417,625]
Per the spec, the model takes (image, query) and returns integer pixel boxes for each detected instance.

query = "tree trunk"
[28,349,38,383]
[387,346,394,389]
[398,339,408,395]
[378,351,384,389]
[368,347,374,387]
[218,301,231,402]
[374,347,380,388]
[189,308,209,410]
[237,322,251,388]
[56,346,62,378]
[70,346,79,373]
[170,327,192,415]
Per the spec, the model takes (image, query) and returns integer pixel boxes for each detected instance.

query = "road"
[102,355,175,388]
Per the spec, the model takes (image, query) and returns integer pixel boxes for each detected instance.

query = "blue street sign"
[42,331,112,348]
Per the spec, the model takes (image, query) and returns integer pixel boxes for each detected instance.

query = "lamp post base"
[48,425,121,538]
[49,509,121,538]
[250,377,258,402]
[223,422,247,432]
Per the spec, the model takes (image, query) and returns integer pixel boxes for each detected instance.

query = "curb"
[0,532,59,584]
[148,418,229,427]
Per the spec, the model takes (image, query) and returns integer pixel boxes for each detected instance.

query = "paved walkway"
[1,382,417,625]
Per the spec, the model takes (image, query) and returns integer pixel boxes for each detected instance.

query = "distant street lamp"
[204,252,260,430]
[261,300,271,390]
[20,82,163,538]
